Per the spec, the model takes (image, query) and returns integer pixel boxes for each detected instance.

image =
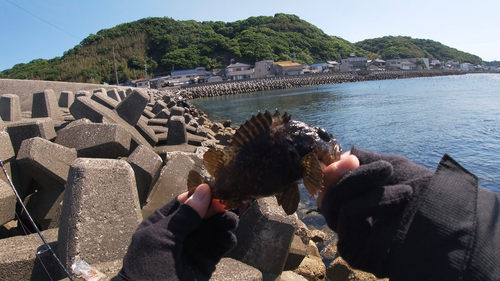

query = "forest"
[0,14,485,84]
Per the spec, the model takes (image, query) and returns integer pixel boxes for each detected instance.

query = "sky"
[1,0,499,71]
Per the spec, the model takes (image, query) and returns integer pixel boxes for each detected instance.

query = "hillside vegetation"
[0,14,363,84]
[0,14,485,84]
[354,36,484,65]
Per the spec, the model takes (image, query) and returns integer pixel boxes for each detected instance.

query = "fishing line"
[4,0,80,40]
[0,157,75,281]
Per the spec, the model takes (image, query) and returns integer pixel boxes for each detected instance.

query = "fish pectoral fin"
[276,183,300,215]
[203,148,225,178]
[187,170,205,196]
[302,152,324,197]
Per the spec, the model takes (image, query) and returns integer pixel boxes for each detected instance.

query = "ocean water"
[190,73,500,226]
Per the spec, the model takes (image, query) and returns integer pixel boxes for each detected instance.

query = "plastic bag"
[71,256,106,281]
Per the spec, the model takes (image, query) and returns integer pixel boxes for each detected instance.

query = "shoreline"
[179,70,465,100]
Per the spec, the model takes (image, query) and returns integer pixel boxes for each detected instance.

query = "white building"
[310,62,331,73]
[226,62,254,80]
[460,63,475,71]
[340,56,368,72]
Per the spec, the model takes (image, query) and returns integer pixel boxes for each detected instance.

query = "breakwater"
[180,70,465,99]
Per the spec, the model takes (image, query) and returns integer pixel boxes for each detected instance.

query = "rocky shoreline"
[0,79,401,280]
[180,70,465,100]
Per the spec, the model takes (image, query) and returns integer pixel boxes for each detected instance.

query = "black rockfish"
[187,110,342,215]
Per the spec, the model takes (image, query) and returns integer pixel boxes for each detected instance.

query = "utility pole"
[112,47,119,85]
[144,64,148,78]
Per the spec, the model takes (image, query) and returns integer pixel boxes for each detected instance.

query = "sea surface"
[190,73,500,228]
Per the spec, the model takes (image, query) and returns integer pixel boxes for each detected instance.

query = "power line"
[4,0,80,40]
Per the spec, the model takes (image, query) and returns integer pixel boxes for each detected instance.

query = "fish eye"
[316,128,331,142]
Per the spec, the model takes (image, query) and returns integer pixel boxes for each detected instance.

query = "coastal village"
[132,56,497,89]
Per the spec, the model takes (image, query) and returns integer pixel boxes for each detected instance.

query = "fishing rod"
[0,157,75,281]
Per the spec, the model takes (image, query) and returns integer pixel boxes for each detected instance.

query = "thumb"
[184,184,212,218]
[318,154,360,209]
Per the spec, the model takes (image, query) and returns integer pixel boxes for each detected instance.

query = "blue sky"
[1,0,499,71]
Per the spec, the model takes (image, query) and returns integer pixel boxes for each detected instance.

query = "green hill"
[0,14,363,84]
[354,36,484,65]
[0,15,486,84]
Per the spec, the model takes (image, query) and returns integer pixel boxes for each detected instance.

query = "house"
[400,61,417,70]
[461,63,475,71]
[272,61,304,75]
[254,60,274,78]
[340,56,368,72]
[409,58,429,69]
[135,78,149,88]
[385,59,403,70]
[171,67,208,83]
[226,62,254,80]
[327,61,340,70]
[310,62,331,73]
[367,58,386,70]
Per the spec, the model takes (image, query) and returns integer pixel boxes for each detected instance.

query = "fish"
[187,110,342,215]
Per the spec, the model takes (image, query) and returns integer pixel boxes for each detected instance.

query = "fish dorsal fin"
[203,148,226,178]
[301,152,324,197]
[230,110,290,149]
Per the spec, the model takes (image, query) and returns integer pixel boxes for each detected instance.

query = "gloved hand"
[116,184,238,281]
[320,147,434,278]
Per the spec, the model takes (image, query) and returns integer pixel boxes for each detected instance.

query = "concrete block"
[55,123,131,158]
[6,118,57,154]
[127,145,162,205]
[31,89,63,120]
[106,89,122,102]
[16,137,77,189]
[91,91,119,110]
[0,228,64,281]
[69,96,153,150]
[210,258,263,281]
[151,100,167,114]
[115,89,149,126]
[154,108,170,119]
[58,158,142,268]
[22,187,64,230]
[162,95,172,103]
[0,180,16,226]
[169,106,185,117]
[141,108,156,119]
[141,153,195,218]
[58,91,74,108]
[147,118,169,126]
[134,119,158,147]
[166,100,176,108]
[69,96,108,123]
[117,90,126,100]
[166,116,187,145]
[0,130,15,184]
[284,235,308,271]
[93,87,106,94]
[75,90,91,98]
[228,197,297,275]
[0,94,22,121]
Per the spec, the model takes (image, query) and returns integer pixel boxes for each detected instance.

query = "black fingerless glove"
[116,198,238,281]
[321,146,434,277]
